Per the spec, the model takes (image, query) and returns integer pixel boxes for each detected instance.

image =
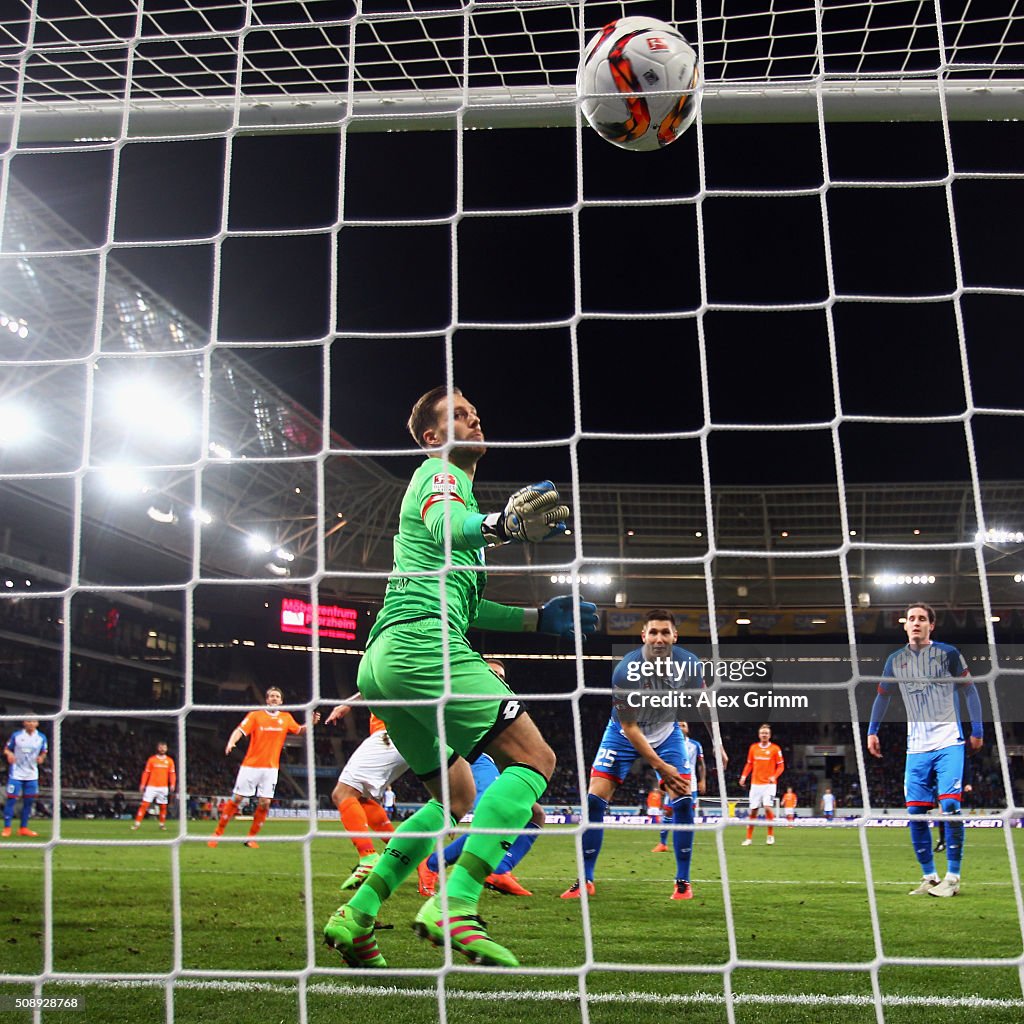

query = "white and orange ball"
[578,16,701,152]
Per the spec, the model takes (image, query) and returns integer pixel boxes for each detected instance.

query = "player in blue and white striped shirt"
[559,611,702,902]
[867,603,983,898]
[4,719,48,838]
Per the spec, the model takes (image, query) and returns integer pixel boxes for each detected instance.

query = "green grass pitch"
[1,819,1022,1023]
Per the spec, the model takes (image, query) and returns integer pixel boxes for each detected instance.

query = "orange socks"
[363,799,395,836]
[135,801,151,824]
[247,805,268,837]
[214,799,239,834]
[338,796,376,857]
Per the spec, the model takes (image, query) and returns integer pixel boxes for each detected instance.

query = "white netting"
[2,1,1024,1022]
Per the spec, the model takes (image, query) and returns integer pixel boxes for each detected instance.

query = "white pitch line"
[46,978,1024,1010]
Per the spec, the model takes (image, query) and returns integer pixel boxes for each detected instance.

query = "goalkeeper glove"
[481,480,570,544]
[537,595,600,639]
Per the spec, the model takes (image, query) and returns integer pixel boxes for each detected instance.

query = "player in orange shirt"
[738,724,784,846]
[781,786,798,825]
[209,687,319,848]
[131,742,176,831]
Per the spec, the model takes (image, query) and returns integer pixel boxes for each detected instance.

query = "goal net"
[2,0,1023,1021]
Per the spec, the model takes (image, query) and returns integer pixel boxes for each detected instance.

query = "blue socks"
[581,793,608,883]
[494,820,540,875]
[909,806,936,876]
[941,799,964,875]
[427,833,467,874]
[672,797,694,881]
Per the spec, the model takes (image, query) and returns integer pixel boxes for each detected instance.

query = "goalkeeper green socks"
[348,799,455,921]
[447,764,548,904]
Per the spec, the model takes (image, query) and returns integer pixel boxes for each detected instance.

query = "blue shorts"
[591,726,689,786]
[905,745,964,807]
[6,779,38,798]
[470,754,500,809]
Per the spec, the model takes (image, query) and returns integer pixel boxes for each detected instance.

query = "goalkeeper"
[324,385,598,969]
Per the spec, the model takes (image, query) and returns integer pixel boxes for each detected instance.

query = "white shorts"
[142,786,169,805]
[749,783,777,811]
[338,731,408,803]
[233,766,279,799]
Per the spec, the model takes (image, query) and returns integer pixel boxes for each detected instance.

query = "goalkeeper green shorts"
[356,618,520,779]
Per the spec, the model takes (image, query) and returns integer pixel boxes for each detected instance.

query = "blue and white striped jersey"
[879,641,971,754]
[6,729,47,782]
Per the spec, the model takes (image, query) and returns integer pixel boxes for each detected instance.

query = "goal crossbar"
[3,79,1023,143]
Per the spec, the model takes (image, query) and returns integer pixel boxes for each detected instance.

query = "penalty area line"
[51,978,1024,1009]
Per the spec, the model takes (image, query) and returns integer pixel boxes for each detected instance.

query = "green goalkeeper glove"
[481,480,570,544]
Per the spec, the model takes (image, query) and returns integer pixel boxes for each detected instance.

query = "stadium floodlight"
[0,401,36,445]
[246,534,273,554]
[873,573,936,586]
[1014,574,1024,584]
[265,562,290,577]
[109,378,194,440]
[976,529,1024,545]
[191,507,214,526]
[146,505,177,525]
[274,548,295,563]
[0,313,28,339]
[208,442,232,459]
[551,572,612,586]
[100,465,149,495]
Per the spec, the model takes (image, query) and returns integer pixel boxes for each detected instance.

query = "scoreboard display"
[279,598,363,642]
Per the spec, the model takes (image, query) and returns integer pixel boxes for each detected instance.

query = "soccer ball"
[577,16,701,153]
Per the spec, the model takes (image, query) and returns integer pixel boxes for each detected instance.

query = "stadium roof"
[2,176,1023,614]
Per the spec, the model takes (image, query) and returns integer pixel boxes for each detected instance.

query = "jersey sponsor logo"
[420,492,466,519]
[503,700,521,720]
[432,473,458,494]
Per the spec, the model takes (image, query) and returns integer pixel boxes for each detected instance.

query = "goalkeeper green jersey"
[367,458,524,643]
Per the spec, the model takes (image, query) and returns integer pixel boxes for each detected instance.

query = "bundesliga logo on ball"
[577,16,702,152]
